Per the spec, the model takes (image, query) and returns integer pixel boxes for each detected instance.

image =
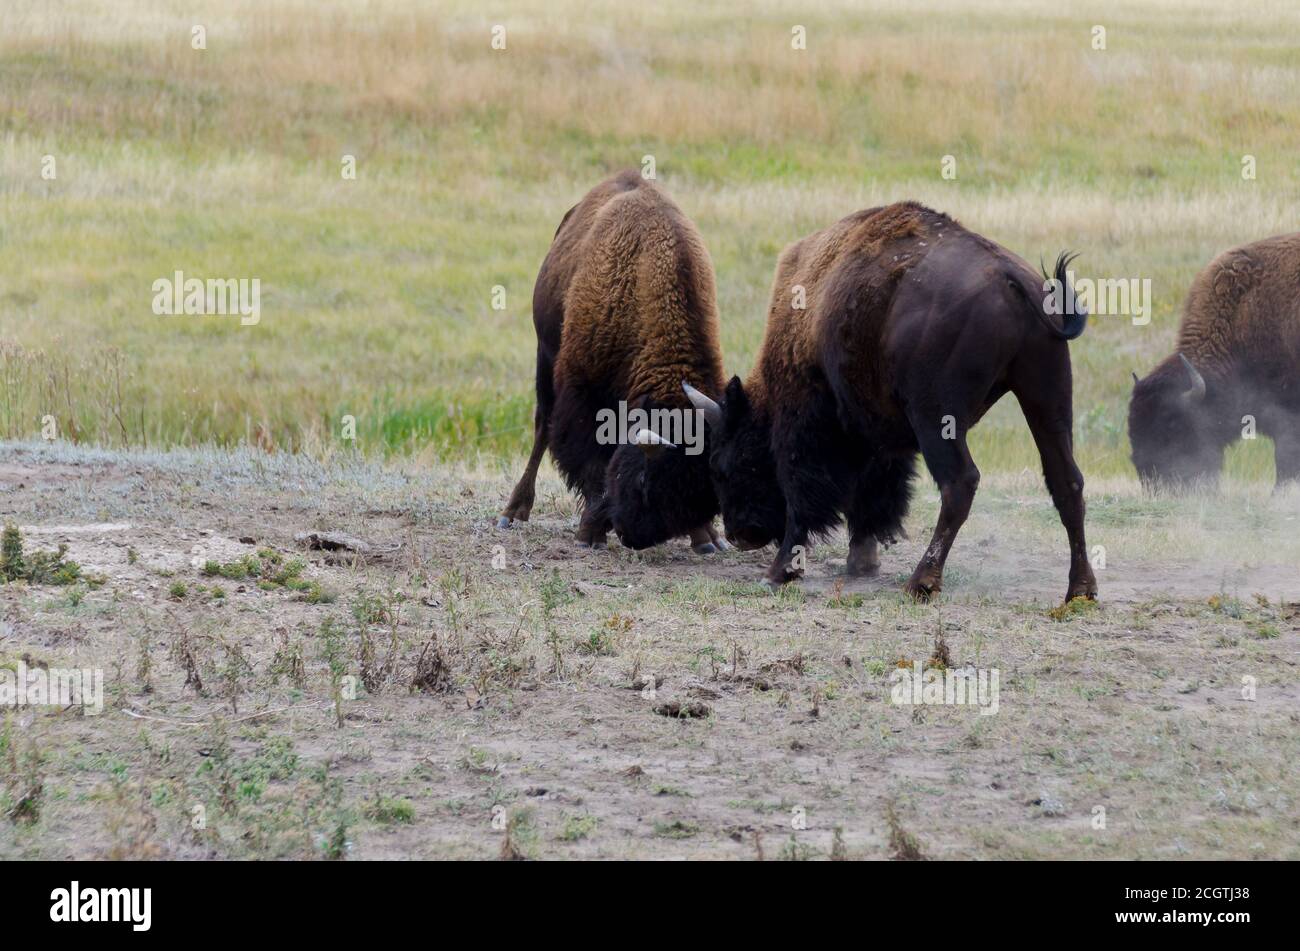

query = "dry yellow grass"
[1,0,1296,479]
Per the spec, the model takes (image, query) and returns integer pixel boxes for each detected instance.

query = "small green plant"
[269,629,306,689]
[168,581,188,600]
[652,819,699,839]
[557,813,597,842]
[1048,596,1100,622]
[202,550,307,589]
[365,796,415,825]
[1,715,44,825]
[319,618,349,728]
[300,582,335,604]
[0,524,82,586]
[885,801,927,861]
[1,525,25,580]
[575,626,616,656]
[498,808,537,860]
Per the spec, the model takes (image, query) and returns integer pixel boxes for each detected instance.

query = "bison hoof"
[1065,585,1098,602]
[903,577,940,602]
[692,541,718,555]
[762,569,801,590]
[496,515,513,529]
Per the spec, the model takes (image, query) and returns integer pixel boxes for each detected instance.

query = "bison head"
[603,406,719,551]
[685,377,785,550]
[1128,353,1220,489]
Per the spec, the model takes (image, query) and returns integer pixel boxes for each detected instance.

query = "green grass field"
[3,0,1298,480]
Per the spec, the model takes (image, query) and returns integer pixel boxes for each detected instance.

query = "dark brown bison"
[498,170,728,553]
[683,202,1097,603]
[1129,233,1300,489]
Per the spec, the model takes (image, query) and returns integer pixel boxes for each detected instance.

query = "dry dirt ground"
[1,441,1297,860]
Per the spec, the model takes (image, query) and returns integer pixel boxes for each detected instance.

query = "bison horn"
[1178,353,1206,402]
[682,380,723,429]
[631,427,676,459]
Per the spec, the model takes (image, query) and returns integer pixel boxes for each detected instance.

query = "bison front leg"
[1016,395,1097,603]
[574,459,611,550]
[846,533,880,576]
[763,512,809,588]
[906,428,980,601]
[576,498,610,549]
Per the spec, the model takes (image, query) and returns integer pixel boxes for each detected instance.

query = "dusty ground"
[0,441,1297,860]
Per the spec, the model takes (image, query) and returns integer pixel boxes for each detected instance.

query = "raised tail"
[1031,250,1088,341]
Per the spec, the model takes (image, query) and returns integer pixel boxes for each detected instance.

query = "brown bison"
[498,170,729,552]
[682,202,1098,603]
[1129,233,1300,488]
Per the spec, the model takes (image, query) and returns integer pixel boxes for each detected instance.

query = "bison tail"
[1032,251,1088,341]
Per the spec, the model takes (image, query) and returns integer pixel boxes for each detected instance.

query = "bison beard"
[689,202,1099,605]
[498,170,728,553]
[1129,232,1300,490]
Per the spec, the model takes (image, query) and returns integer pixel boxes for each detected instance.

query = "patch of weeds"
[309,766,355,860]
[778,835,819,860]
[215,638,255,714]
[1048,596,1100,622]
[364,795,415,825]
[575,626,616,656]
[661,577,769,608]
[319,618,349,728]
[202,549,307,591]
[169,627,206,696]
[269,628,306,689]
[1,524,83,586]
[539,569,575,613]
[202,556,257,580]
[353,590,402,694]
[352,591,395,627]
[134,631,153,694]
[885,801,928,860]
[1208,593,1284,638]
[1206,594,1245,618]
[499,808,537,860]
[299,581,335,604]
[458,746,495,774]
[557,812,597,842]
[411,634,454,694]
[831,826,848,861]
[774,584,807,605]
[653,819,698,839]
[100,777,162,859]
[1,715,44,825]
[826,580,864,608]
[168,581,188,600]
[926,629,952,671]
[654,785,691,797]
